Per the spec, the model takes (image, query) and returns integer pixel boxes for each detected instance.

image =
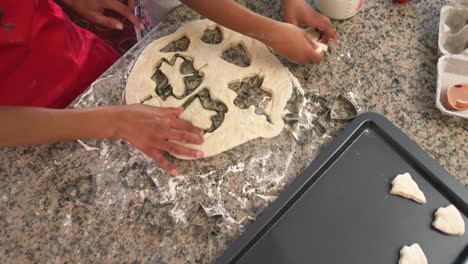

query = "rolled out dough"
[390,172,426,204]
[398,243,428,264]
[179,97,217,130]
[432,204,465,236]
[125,19,298,159]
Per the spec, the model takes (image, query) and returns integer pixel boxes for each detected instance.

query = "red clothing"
[0,0,119,108]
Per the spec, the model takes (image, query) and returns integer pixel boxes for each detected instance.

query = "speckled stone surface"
[1,0,467,263]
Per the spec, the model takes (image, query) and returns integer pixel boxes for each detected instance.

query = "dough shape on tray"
[125,19,311,159]
[398,243,428,264]
[390,172,427,204]
[432,204,465,236]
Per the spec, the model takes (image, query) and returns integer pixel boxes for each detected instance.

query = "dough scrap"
[305,28,329,53]
[432,204,465,236]
[179,97,217,130]
[390,172,426,204]
[125,19,294,159]
[398,243,428,264]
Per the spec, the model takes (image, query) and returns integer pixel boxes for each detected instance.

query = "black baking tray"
[216,113,468,264]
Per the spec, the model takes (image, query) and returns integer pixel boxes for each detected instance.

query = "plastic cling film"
[133,0,182,40]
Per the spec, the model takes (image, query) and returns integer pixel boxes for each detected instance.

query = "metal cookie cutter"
[283,91,330,145]
[292,123,314,145]
[284,90,364,144]
[284,111,311,145]
[329,94,360,121]
[307,92,331,136]
[315,109,330,135]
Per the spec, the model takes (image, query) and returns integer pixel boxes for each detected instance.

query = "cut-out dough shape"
[390,172,426,204]
[126,19,293,159]
[432,204,465,236]
[305,28,328,53]
[398,243,428,264]
[179,97,217,130]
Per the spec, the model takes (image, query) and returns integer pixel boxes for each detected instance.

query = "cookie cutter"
[284,91,331,144]
[314,109,330,135]
[154,53,203,101]
[307,92,331,135]
[284,91,361,144]
[329,94,360,121]
[182,89,228,133]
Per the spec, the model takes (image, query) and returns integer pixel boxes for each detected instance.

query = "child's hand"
[64,0,143,30]
[282,0,338,44]
[267,22,324,64]
[128,0,137,10]
[116,104,204,175]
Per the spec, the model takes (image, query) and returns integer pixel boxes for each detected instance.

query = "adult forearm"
[0,106,119,147]
[180,0,281,44]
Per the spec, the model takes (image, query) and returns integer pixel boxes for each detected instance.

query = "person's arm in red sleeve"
[0,105,204,175]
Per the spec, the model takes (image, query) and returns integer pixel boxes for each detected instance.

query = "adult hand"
[116,104,204,176]
[267,22,324,64]
[65,0,143,30]
[282,0,338,44]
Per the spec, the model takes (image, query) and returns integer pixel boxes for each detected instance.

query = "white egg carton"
[437,0,468,119]
[436,55,468,118]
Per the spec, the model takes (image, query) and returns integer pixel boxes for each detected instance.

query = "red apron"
[0,0,120,108]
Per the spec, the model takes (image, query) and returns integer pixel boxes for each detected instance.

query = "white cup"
[314,0,365,20]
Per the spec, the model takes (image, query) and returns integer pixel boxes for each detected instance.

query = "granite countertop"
[1,0,467,263]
